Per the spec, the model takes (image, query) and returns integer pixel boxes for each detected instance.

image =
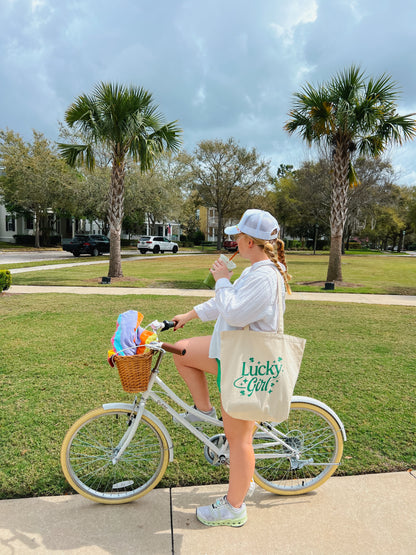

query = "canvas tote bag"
[220,271,306,422]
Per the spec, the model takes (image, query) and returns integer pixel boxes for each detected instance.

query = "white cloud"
[31,0,45,10]
[1,0,416,184]
[269,0,318,46]
[193,86,206,107]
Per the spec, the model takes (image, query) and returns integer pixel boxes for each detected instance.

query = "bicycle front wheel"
[253,401,344,495]
[61,408,169,504]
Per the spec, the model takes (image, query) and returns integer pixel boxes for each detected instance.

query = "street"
[0,249,74,265]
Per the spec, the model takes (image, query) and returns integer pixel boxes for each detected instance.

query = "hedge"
[13,235,62,247]
[0,270,12,291]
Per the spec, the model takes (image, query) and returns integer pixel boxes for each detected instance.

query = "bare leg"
[221,404,255,508]
[172,336,218,412]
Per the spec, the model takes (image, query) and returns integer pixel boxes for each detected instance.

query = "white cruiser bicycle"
[61,319,346,504]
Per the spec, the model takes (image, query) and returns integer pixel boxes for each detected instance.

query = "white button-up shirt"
[194,259,286,359]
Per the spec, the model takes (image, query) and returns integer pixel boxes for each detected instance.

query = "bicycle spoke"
[254,402,343,494]
[62,410,169,502]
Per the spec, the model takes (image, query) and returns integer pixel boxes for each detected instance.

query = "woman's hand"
[172,309,198,330]
[211,258,233,282]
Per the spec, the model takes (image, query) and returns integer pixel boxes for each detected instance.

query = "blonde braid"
[275,239,292,294]
[249,235,292,294]
[264,240,292,295]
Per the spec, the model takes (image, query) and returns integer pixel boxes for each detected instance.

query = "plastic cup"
[203,254,237,289]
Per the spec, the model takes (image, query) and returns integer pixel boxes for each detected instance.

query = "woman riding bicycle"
[172,209,291,527]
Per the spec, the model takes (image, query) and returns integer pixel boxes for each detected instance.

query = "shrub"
[121,239,136,247]
[0,270,12,291]
[13,235,62,247]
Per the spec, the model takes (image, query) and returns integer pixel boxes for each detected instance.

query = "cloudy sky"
[1,0,416,184]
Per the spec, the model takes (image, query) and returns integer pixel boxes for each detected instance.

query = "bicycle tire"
[253,401,344,495]
[61,408,169,504]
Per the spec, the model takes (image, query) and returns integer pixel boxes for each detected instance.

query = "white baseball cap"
[224,209,280,241]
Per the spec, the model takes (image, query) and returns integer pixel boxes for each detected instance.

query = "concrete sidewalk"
[7,284,416,306]
[0,472,415,554]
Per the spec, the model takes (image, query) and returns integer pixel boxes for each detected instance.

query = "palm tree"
[59,82,181,277]
[285,65,416,282]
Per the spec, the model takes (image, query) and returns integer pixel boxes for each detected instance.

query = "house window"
[26,214,34,230]
[5,215,15,232]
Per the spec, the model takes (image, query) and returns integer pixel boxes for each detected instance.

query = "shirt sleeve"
[214,266,278,327]
[194,296,219,321]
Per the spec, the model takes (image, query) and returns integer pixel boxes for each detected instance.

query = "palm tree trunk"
[107,158,125,277]
[326,147,350,282]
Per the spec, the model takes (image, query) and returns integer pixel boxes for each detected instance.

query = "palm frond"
[57,143,96,170]
[329,65,364,103]
[348,161,360,187]
[62,81,182,175]
[365,73,400,104]
[356,134,385,157]
[286,64,416,161]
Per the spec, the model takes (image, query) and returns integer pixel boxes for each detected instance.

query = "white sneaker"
[196,496,247,527]
[175,405,217,424]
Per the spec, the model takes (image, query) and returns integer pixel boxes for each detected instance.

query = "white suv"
[137,236,179,254]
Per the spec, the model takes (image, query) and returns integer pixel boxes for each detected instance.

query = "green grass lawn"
[0,293,415,499]
[6,253,416,295]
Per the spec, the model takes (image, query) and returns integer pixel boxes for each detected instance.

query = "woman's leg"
[221,405,255,508]
[173,336,218,412]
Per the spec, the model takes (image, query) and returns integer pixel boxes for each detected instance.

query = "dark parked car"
[62,234,110,257]
[223,236,238,252]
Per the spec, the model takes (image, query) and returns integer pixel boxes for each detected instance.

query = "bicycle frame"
[104,344,346,468]
[61,323,348,504]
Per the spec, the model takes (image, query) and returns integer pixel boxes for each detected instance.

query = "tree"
[362,184,413,251]
[58,82,181,277]
[269,169,299,240]
[285,65,416,281]
[290,160,331,247]
[189,138,271,249]
[343,157,394,250]
[0,129,77,247]
[407,187,416,237]
[123,154,183,236]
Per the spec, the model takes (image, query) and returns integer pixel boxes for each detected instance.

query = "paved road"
[0,250,74,264]
[0,249,140,265]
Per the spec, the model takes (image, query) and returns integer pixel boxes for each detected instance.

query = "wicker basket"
[114,351,154,392]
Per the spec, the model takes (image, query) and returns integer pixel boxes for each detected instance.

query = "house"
[0,204,95,244]
[0,201,179,244]
[0,204,33,243]
[198,206,237,243]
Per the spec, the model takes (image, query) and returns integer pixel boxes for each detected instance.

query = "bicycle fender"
[292,395,347,441]
[102,402,174,462]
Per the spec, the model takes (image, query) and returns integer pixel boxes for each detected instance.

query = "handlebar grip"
[161,320,176,331]
[161,342,186,356]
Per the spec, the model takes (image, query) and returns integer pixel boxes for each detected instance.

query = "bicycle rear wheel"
[61,408,169,504]
[253,401,344,495]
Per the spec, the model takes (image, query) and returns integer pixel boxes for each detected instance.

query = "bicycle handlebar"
[160,320,176,331]
[160,342,186,356]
